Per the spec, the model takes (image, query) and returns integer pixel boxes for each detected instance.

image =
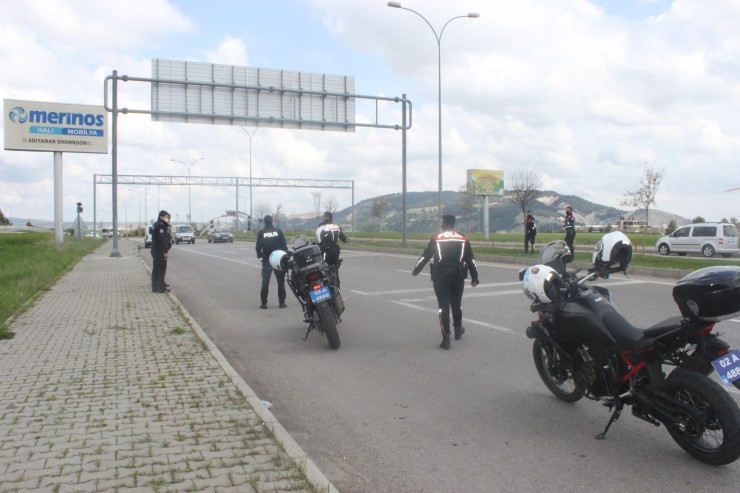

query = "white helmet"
[522,264,563,303]
[593,231,633,272]
[269,250,289,271]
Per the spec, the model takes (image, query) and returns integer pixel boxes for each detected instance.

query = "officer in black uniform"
[412,215,480,350]
[316,211,348,288]
[151,210,172,293]
[564,206,576,254]
[525,210,537,253]
[255,215,288,309]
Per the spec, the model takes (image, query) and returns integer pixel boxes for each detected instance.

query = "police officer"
[315,211,348,288]
[255,215,288,309]
[411,215,480,350]
[525,210,537,253]
[151,210,172,293]
[564,206,576,254]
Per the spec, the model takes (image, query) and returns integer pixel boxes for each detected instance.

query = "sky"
[1,0,739,226]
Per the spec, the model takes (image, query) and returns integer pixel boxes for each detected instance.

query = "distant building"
[618,216,648,231]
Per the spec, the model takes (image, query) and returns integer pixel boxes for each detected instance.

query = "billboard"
[150,59,355,132]
[467,169,504,196]
[3,99,109,154]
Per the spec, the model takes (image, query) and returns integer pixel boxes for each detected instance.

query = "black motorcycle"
[519,238,740,465]
[271,235,345,349]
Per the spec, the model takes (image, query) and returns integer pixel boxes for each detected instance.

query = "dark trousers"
[323,249,342,288]
[525,232,537,252]
[151,252,167,291]
[565,234,575,254]
[261,260,286,305]
[432,275,465,335]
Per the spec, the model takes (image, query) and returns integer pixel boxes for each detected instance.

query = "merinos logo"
[8,104,106,137]
[8,106,28,124]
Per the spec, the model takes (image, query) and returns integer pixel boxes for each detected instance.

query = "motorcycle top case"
[292,244,323,269]
[673,266,740,321]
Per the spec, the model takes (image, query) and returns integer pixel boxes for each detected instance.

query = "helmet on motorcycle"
[269,250,289,271]
[593,231,633,273]
[522,264,563,303]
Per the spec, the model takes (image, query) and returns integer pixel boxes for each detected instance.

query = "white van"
[144,225,153,248]
[656,223,739,258]
[173,224,195,244]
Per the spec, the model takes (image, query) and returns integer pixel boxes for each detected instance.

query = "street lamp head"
[468,12,480,18]
[387,2,401,8]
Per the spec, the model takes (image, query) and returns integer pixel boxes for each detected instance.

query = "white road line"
[176,248,261,268]
[388,299,513,332]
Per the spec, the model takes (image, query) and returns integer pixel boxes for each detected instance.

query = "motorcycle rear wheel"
[663,370,740,465]
[316,301,340,350]
[532,340,582,403]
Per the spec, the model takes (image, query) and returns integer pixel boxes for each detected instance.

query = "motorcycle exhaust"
[332,287,345,315]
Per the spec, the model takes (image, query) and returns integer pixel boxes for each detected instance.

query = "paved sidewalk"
[0,239,337,493]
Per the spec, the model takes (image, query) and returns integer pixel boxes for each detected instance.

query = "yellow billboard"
[467,169,504,196]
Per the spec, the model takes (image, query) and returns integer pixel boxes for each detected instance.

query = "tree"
[275,203,283,226]
[692,216,706,224]
[620,165,666,253]
[664,220,677,235]
[458,183,478,233]
[322,195,339,215]
[508,167,543,233]
[0,209,9,225]
[372,197,389,232]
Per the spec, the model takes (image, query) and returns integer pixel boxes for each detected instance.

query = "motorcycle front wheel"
[532,339,582,403]
[662,370,740,465]
[315,301,340,350]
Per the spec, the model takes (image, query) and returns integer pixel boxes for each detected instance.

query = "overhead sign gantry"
[103,59,412,256]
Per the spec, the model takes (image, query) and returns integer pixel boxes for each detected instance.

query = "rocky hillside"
[283,190,690,234]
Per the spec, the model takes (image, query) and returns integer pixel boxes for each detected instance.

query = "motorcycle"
[518,233,740,465]
[269,235,345,350]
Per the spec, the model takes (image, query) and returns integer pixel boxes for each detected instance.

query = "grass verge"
[0,232,103,339]
[347,235,739,271]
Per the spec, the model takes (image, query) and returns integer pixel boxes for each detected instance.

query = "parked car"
[655,222,739,258]
[144,225,153,248]
[173,224,196,244]
[208,228,234,243]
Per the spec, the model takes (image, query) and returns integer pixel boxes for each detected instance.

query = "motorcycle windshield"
[539,240,570,264]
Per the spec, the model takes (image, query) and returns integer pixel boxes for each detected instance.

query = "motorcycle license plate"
[309,285,332,303]
[712,349,740,385]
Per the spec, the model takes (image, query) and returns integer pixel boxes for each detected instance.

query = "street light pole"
[170,157,205,226]
[240,127,258,232]
[387,2,479,217]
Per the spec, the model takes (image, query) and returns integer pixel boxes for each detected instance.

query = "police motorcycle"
[270,235,345,350]
[518,232,740,465]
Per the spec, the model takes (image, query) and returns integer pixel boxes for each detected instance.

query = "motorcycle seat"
[603,312,684,347]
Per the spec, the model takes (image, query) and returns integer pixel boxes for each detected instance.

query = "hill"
[283,190,690,234]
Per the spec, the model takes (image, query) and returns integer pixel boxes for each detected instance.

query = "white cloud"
[1,0,739,225]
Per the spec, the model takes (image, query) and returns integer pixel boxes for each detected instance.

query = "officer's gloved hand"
[471,279,480,287]
[411,268,420,277]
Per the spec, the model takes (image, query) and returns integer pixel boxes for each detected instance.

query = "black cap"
[159,210,169,218]
[264,215,273,226]
[441,214,456,230]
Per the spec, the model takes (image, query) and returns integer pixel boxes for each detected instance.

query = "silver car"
[656,222,739,258]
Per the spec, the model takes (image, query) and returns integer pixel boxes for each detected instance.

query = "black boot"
[440,333,451,350]
[454,325,465,340]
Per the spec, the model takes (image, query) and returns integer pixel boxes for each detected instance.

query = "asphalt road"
[140,240,740,493]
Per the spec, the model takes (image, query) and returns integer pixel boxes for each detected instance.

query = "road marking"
[388,299,513,333]
[176,248,261,268]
